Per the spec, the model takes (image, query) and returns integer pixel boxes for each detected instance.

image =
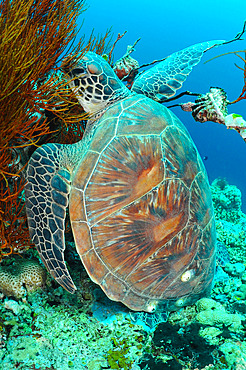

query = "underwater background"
[81,0,246,211]
[1,1,246,369]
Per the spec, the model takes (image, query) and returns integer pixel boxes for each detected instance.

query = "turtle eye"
[72,67,86,76]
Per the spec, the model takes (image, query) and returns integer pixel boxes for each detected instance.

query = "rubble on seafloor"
[0,178,246,369]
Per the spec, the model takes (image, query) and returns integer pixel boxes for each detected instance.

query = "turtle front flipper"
[131,40,224,102]
[25,143,76,293]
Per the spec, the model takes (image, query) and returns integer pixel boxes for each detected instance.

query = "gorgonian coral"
[0,0,111,259]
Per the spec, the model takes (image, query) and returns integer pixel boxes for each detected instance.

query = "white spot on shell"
[175,298,185,308]
[146,301,157,313]
[181,269,195,282]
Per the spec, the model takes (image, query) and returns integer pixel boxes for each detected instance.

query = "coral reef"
[1,179,246,369]
[0,285,146,370]
[196,297,222,312]
[195,298,242,332]
[0,6,245,364]
[210,178,246,263]
[151,321,217,369]
[223,261,245,277]
[0,259,47,299]
[198,326,222,346]
[211,178,243,222]
[219,340,246,368]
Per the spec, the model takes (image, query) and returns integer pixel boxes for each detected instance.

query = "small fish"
[203,156,208,160]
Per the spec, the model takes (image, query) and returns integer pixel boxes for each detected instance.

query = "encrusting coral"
[196,297,242,332]
[0,259,47,299]
[210,178,246,264]
[219,340,246,368]
[210,178,243,222]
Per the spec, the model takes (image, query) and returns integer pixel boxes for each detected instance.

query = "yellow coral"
[196,297,222,312]
[0,259,47,299]
[196,298,241,331]
[199,326,223,345]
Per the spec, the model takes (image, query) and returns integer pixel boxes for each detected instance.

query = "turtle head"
[62,52,130,115]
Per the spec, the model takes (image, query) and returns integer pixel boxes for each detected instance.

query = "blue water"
[78,0,246,211]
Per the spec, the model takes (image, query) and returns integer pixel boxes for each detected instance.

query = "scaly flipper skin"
[25,143,76,292]
[25,51,129,293]
[131,40,224,102]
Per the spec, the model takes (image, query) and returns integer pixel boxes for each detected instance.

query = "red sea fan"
[0,0,111,260]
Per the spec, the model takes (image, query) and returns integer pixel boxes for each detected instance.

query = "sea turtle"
[25,41,218,313]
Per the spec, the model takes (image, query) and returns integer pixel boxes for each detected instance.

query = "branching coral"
[0,0,86,149]
[0,0,112,260]
[204,21,246,105]
[230,51,246,104]
[207,50,246,104]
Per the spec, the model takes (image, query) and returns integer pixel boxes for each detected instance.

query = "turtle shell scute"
[70,94,216,312]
